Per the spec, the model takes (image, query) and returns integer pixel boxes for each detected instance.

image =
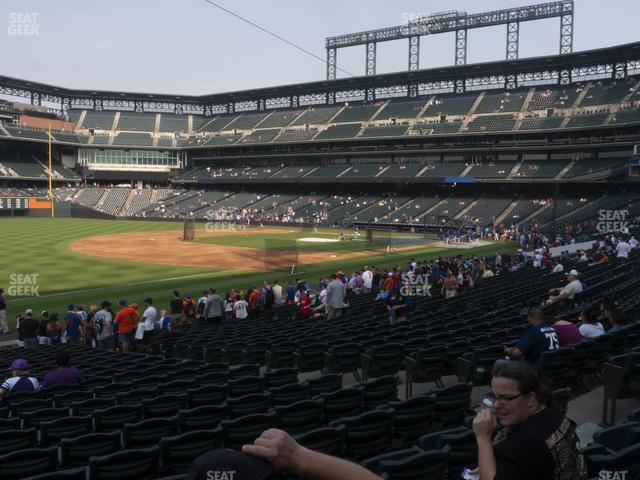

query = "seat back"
[304,374,343,396]
[60,432,122,467]
[39,416,93,446]
[177,405,227,432]
[88,446,159,480]
[95,404,143,432]
[293,425,346,457]
[273,399,324,435]
[159,427,225,475]
[0,447,59,480]
[319,387,365,422]
[226,392,271,419]
[387,394,436,445]
[362,446,450,480]
[358,375,399,408]
[0,428,37,455]
[332,409,394,460]
[268,382,311,406]
[221,412,278,450]
[123,416,179,449]
[142,394,189,418]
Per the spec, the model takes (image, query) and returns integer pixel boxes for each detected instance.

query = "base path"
[68,229,388,271]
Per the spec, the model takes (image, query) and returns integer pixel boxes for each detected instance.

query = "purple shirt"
[42,367,83,388]
[552,323,582,347]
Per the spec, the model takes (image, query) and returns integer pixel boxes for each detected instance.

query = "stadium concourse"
[1,232,639,479]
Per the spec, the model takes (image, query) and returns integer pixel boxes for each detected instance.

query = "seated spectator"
[387,290,408,324]
[546,269,582,305]
[0,359,40,397]
[608,308,626,334]
[551,316,582,347]
[473,362,586,480]
[504,307,559,364]
[43,351,84,388]
[239,428,379,480]
[21,309,39,349]
[579,304,605,339]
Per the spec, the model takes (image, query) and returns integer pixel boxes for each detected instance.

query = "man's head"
[565,269,579,281]
[9,359,29,376]
[25,309,33,318]
[118,299,127,307]
[56,351,71,368]
[610,308,625,327]
[527,307,544,326]
[173,290,180,298]
[144,297,153,306]
[101,301,112,310]
[489,362,552,431]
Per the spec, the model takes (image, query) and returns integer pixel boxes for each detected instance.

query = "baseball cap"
[186,449,275,480]
[101,301,112,308]
[565,269,579,276]
[67,304,75,310]
[25,309,33,315]
[118,299,127,306]
[9,359,28,371]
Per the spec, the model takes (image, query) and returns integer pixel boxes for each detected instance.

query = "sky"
[2,0,639,96]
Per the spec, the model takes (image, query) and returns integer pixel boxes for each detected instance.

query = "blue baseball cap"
[118,299,127,306]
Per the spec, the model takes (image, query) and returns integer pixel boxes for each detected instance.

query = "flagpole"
[48,124,55,220]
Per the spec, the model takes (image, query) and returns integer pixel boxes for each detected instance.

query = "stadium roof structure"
[0,41,639,116]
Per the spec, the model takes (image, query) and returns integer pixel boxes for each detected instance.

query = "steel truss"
[325,1,574,79]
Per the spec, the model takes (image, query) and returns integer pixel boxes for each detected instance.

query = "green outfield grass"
[0,217,515,330]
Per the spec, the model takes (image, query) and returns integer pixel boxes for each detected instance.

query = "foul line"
[8,269,251,303]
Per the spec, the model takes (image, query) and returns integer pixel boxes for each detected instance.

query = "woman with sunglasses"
[472,362,586,480]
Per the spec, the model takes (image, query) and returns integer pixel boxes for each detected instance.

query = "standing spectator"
[616,237,631,260]
[0,359,39,397]
[247,286,260,319]
[629,236,638,250]
[138,297,157,353]
[182,294,196,324]
[224,293,234,321]
[47,313,62,345]
[38,311,51,346]
[233,295,249,320]
[85,305,97,347]
[352,271,364,295]
[205,288,225,324]
[42,351,84,388]
[285,282,296,305]
[325,274,345,320]
[273,280,284,306]
[64,304,82,345]
[299,290,312,318]
[197,291,208,321]
[21,309,39,349]
[362,267,373,294]
[76,305,88,344]
[262,281,275,312]
[0,288,8,334]
[579,305,605,339]
[441,271,459,298]
[169,290,183,327]
[94,301,114,351]
[113,299,138,353]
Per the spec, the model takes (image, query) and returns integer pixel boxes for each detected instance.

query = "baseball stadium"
[1,1,640,479]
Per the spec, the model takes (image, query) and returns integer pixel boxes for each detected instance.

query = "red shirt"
[299,296,311,316]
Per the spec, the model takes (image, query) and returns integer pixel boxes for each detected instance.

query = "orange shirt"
[248,291,258,310]
[114,306,139,333]
[384,277,394,292]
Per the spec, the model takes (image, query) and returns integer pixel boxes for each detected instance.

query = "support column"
[366,42,376,76]
[559,11,573,54]
[506,21,519,60]
[455,29,467,66]
[408,35,420,71]
[326,47,336,80]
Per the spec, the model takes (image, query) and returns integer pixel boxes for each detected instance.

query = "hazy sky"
[2,0,639,96]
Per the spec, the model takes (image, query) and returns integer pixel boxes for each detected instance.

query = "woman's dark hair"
[492,361,554,407]
[582,304,600,324]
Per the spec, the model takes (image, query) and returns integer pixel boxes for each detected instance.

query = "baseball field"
[0,217,514,328]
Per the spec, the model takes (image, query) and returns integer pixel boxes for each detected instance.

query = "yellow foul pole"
[48,124,55,220]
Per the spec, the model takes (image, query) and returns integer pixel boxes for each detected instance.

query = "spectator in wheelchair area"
[0,359,40,397]
[473,362,587,480]
[42,351,84,388]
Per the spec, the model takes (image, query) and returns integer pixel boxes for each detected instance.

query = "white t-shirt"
[273,284,284,305]
[234,300,248,319]
[579,322,605,338]
[142,306,157,331]
[1,376,39,394]
[561,279,583,299]
[629,238,638,249]
[616,241,631,259]
[362,270,373,289]
[553,264,564,273]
